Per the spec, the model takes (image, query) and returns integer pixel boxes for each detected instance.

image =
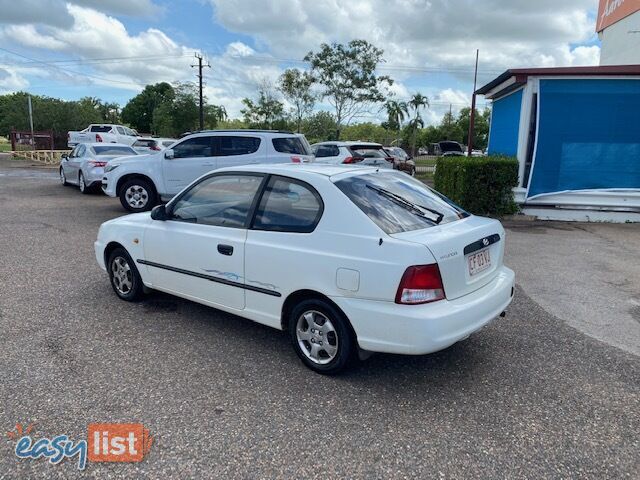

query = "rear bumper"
[331,266,515,355]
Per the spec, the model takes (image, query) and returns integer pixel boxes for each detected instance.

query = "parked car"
[60,143,138,193]
[385,146,416,176]
[311,141,394,169]
[428,141,465,157]
[132,137,177,154]
[67,124,138,148]
[418,147,428,155]
[95,164,515,374]
[102,130,314,212]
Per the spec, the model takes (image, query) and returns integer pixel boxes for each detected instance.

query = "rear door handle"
[217,244,233,256]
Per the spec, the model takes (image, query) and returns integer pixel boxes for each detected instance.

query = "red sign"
[597,0,640,32]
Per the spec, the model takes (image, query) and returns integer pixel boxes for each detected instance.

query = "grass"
[0,143,10,152]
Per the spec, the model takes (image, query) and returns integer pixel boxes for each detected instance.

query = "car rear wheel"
[289,299,356,375]
[79,171,90,194]
[107,248,144,301]
[60,168,69,186]
[119,178,157,212]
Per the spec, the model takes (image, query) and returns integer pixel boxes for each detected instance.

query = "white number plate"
[467,248,491,276]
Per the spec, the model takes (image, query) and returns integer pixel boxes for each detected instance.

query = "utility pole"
[191,53,210,130]
[27,94,35,150]
[467,49,479,157]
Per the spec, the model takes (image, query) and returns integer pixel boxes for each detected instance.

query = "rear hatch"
[391,216,505,300]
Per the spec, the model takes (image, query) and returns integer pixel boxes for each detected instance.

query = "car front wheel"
[289,299,356,375]
[107,248,144,301]
[119,178,157,212]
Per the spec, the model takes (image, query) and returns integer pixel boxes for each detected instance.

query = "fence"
[8,150,70,165]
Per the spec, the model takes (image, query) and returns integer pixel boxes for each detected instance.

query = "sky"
[0,0,602,125]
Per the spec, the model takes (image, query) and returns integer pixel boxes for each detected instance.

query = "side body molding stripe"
[136,259,282,297]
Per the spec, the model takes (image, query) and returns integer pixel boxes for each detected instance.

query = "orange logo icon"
[87,423,153,463]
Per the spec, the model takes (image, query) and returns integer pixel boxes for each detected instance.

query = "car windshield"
[92,146,136,156]
[335,172,468,234]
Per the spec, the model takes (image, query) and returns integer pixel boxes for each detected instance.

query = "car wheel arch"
[280,289,357,340]
[104,241,127,270]
[116,173,157,197]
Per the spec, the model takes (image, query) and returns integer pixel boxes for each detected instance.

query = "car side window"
[253,177,322,233]
[313,145,336,158]
[116,126,125,134]
[217,136,261,156]
[172,137,214,159]
[170,174,264,228]
[76,145,86,157]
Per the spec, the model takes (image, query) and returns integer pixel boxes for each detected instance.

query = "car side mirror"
[151,204,169,221]
[164,149,174,159]
[61,153,69,160]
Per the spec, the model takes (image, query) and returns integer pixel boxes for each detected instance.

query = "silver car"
[60,143,138,194]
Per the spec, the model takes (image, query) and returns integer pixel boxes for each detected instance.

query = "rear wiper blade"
[366,185,444,224]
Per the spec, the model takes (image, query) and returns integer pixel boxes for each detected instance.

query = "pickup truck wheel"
[289,299,357,375]
[119,178,157,212]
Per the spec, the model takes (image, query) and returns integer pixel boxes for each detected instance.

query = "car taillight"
[89,160,107,167]
[291,156,301,163]
[343,157,363,164]
[395,264,445,304]
[96,134,103,142]
[150,145,161,151]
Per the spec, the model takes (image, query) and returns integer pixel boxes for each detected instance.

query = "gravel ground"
[0,158,638,478]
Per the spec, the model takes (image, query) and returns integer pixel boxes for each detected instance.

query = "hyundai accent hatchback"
[95,164,515,374]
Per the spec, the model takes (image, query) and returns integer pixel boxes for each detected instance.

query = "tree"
[121,82,175,133]
[383,99,409,145]
[278,69,315,133]
[300,111,337,144]
[241,83,286,129]
[408,93,429,156]
[151,82,200,137]
[205,105,227,129]
[304,40,393,139]
[457,106,490,151]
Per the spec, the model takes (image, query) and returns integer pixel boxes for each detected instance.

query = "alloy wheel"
[296,310,339,365]
[111,256,133,295]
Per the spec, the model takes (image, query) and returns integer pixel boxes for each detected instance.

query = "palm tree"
[384,100,409,145]
[408,93,429,156]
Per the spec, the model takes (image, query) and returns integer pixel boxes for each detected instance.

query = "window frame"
[165,172,324,233]
[249,175,324,234]
[171,135,215,159]
[166,171,268,229]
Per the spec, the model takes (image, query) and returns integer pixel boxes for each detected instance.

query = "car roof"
[313,141,383,147]
[180,129,297,138]
[83,143,134,148]
[215,163,381,178]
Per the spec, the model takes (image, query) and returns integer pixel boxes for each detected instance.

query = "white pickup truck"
[68,124,138,148]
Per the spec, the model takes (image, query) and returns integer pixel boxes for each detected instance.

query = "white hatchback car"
[95,164,515,374]
[311,141,394,169]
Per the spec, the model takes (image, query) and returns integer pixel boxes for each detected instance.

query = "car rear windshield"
[133,140,155,147]
[272,137,311,155]
[350,148,388,159]
[89,126,113,133]
[440,141,463,153]
[335,172,468,234]
[92,146,136,156]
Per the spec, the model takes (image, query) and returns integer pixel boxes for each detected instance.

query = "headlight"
[104,164,119,173]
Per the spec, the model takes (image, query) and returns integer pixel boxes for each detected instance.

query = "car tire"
[60,168,69,186]
[79,171,91,194]
[288,298,357,375]
[107,248,145,302]
[119,178,157,212]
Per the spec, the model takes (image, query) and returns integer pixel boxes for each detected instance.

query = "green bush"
[433,155,519,216]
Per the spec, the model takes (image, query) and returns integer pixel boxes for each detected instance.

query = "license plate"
[467,248,491,276]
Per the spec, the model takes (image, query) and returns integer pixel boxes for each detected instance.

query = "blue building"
[477,65,640,222]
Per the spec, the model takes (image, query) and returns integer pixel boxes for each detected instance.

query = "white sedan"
[94,164,515,374]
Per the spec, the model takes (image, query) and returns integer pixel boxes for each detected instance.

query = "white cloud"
[209,0,600,70]
[71,0,160,16]
[0,67,30,93]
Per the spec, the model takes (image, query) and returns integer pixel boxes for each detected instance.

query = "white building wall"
[599,10,640,65]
